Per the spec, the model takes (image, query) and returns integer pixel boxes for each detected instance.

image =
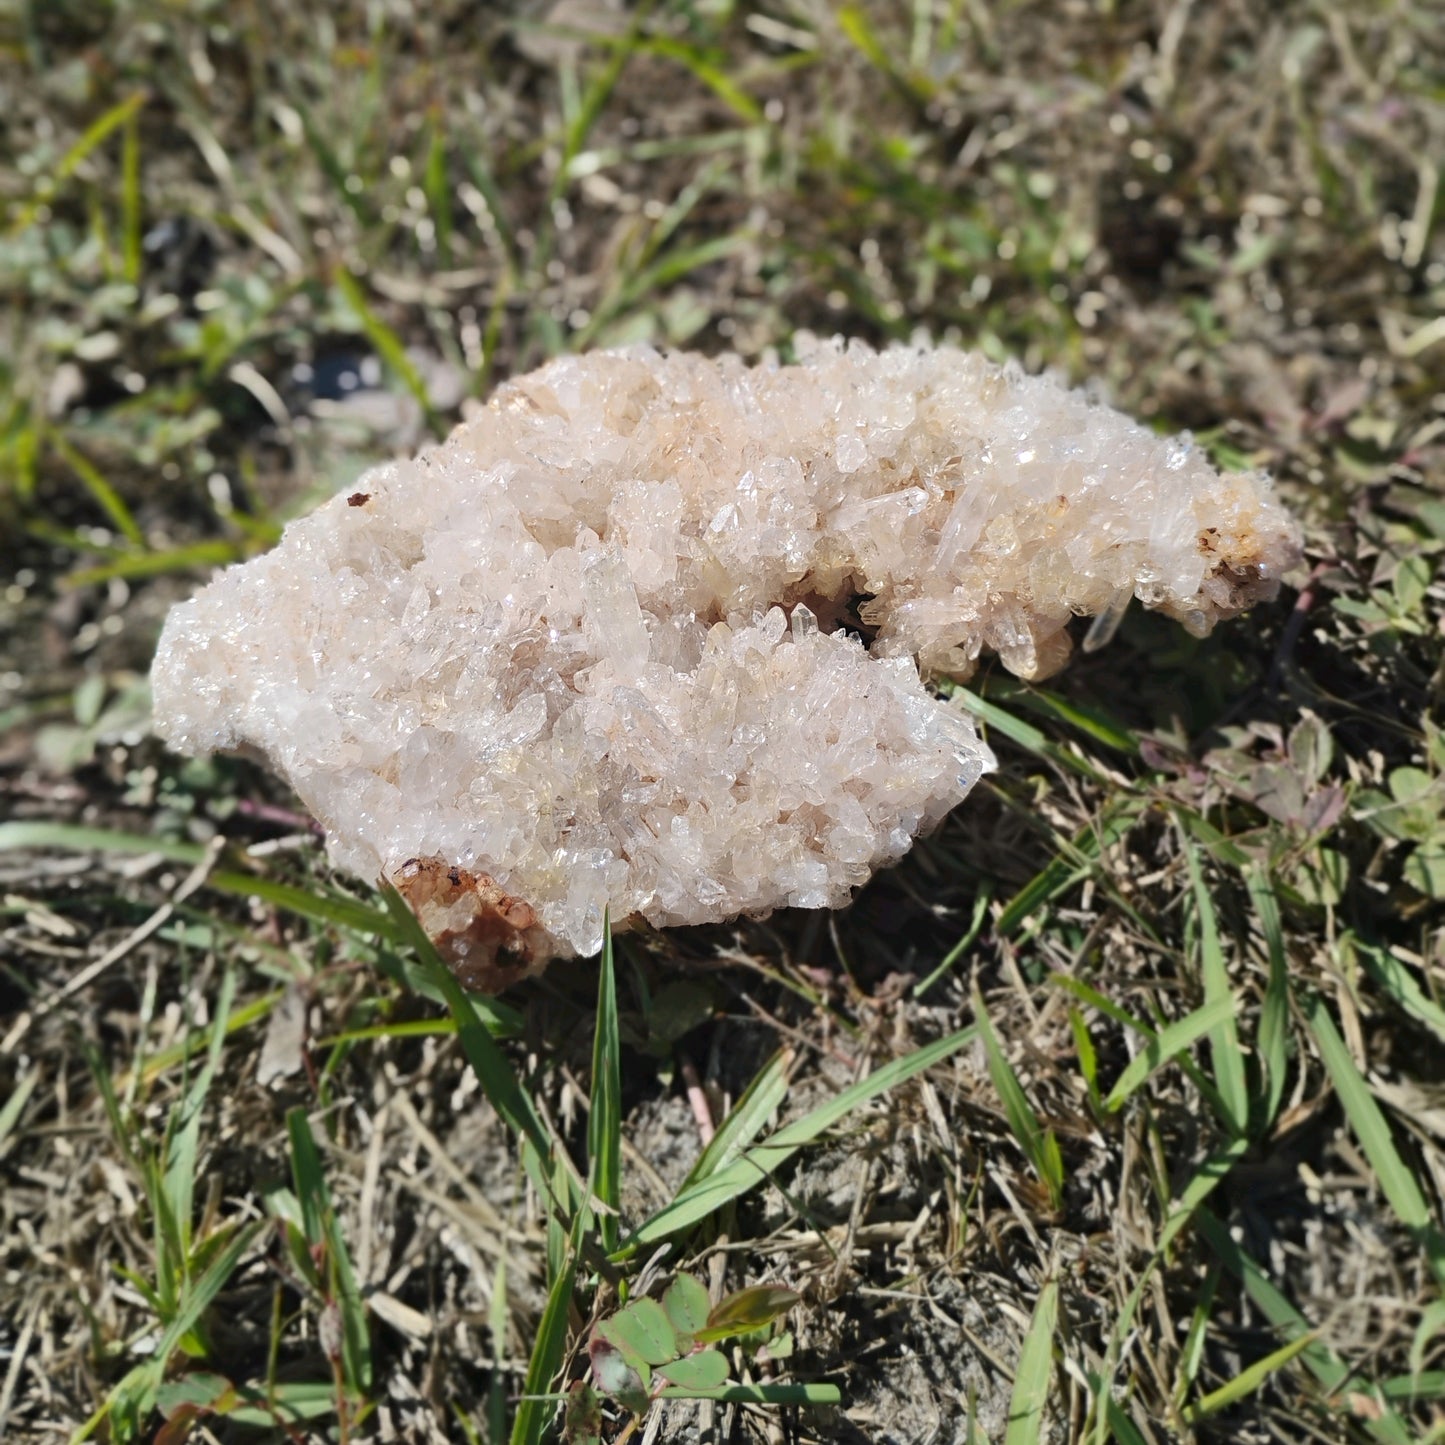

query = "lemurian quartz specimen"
[153,337,1300,990]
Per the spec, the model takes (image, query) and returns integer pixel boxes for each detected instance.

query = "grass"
[2,0,1445,1441]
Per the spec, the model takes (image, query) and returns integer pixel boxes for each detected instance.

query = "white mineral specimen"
[152,336,1299,987]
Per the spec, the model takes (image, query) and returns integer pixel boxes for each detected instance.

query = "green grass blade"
[995,801,1143,940]
[423,117,454,260]
[487,1252,509,1444]
[334,269,441,435]
[951,687,1104,782]
[0,1066,39,1153]
[1195,1206,1413,1445]
[0,821,401,938]
[52,435,144,547]
[1359,939,1445,1045]
[680,1047,792,1191]
[1183,840,1247,1137]
[88,1218,266,1441]
[655,1383,841,1404]
[989,682,1139,755]
[1182,1328,1320,1423]
[974,989,1064,1210]
[1306,993,1445,1285]
[588,913,622,1251]
[1157,1136,1250,1255]
[121,107,142,284]
[1005,1278,1058,1445]
[164,968,237,1262]
[638,37,764,122]
[1067,1009,1104,1120]
[8,90,146,235]
[380,885,576,1212]
[286,1108,372,1391]
[1102,995,1237,1114]
[913,884,992,997]
[621,1025,976,1253]
[1170,1261,1221,1412]
[62,539,253,587]
[510,1221,581,1445]
[1247,865,1291,1130]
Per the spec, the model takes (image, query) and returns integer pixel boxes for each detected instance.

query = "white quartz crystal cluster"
[152,336,1299,985]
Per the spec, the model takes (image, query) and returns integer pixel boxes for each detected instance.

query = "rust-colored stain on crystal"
[390,856,552,994]
[347,491,371,507]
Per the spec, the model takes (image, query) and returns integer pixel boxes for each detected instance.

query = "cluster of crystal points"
[152,336,1299,983]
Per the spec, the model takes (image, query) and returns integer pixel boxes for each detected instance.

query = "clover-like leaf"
[695,1283,801,1343]
[601,1298,678,1366]
[662,1274,711,1349]
[656,1349,729,1391]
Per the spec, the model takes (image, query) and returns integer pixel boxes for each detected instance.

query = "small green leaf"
[656,1350,730,1390]
[696,1284,801,1342]
[662,1274,711,1348]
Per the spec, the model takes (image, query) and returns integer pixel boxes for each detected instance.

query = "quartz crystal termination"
[152,336,1300,989]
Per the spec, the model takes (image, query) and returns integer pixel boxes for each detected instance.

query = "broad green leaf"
[1394,554,1433,613]
[563,1381,603,1445]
